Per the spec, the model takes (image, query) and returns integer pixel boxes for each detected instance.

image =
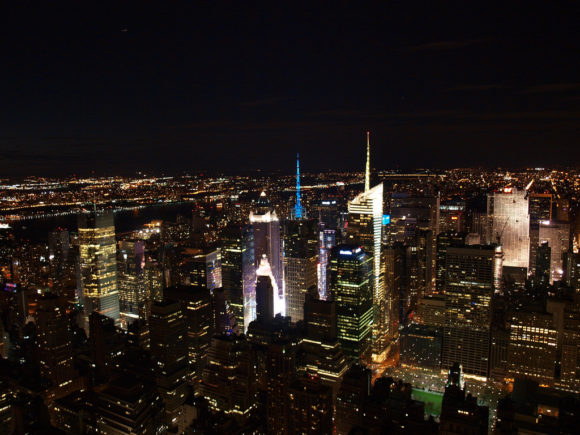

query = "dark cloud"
[446,84,505,92]
[402,38,488,52]
[521,83,580,94]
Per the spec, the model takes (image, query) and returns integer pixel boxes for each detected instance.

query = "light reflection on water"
[10,203,197,242]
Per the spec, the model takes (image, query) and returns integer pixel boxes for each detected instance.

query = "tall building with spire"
[295,153,303,219]
[78,211,121,327]
[283,153,318,323]
[283,218,318,323]
[365,130,370,192]
[346,132,387,361]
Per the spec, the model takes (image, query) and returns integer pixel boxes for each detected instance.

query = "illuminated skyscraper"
[439,200,465,233]
[442,245,502,377]
[317,199,340,299]
[185,247,222,291]
[249,193,283,306]
[346,132,386,360]
[329,245,373,361]
[528,192,552,274]
[117,239,146,323]
[294,153,303,219]
[221,224,255,332]
[78,211,120,326]
[539,220,570,283]
[283,218,318,323]
[487,188,530,271]
[507,307,557,385]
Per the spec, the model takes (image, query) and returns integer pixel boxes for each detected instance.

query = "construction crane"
[524,178,534,200]
[496,217,509,244]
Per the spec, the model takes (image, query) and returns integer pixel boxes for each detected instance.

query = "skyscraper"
[294,153,303,219]
[329,245,373,361]
[528,192,552,274]
[564,250,580,291]
[346,132,386,360]
[436,231,467,293]
[201,334,257,417]
[487,188,530,271]
[283,218,318,323]
[507,307,558,385]
[288,376,334,434]
[249,192,283,307]
[535,241,551,285]
[185,246,222,291]
[48,228,73,294]
[149,300,189,426]
[539,220,570,283]
[164,285,213,388]
[117,238,146,323]
[300,290,349,400]
[255,256,278,322]
[78,211,120,326]
[35,293,78,399]
[317,199,340,300]
[220,224,255,332]
[442,245,502,377]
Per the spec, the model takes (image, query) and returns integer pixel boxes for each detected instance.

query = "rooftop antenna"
[295,153,303,219]
[365,131,371,192]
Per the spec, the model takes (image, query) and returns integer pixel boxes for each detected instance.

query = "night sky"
[1,2,580,176]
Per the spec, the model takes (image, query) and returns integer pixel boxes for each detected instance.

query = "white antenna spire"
[365,131,371,192]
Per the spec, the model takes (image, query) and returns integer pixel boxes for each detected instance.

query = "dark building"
[149,300,189,426]
[95,374,165,434]
[535,241,551,286]
[256,274,275,323]
[200,334,257,418]
[288,375,334,435]
[35,293,79,401]
[300,290,349,400]
[164,285,213,389]
[439,363,489,435]
[88,312,125,384]
[436,231,467,293]
[564,249,580,291]
[266,339,297,434]
[400,323,442,369]
[335,364,372,435]
[496,378,580,434]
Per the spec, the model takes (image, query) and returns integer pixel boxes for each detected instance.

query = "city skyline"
[1,3,580,434]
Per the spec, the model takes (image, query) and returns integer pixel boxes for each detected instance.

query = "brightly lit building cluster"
[78,211,120,327]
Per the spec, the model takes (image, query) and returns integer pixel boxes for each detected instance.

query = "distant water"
[10,202,198,243]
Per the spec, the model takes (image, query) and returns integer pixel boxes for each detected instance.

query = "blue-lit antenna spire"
[295,153,303,219]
